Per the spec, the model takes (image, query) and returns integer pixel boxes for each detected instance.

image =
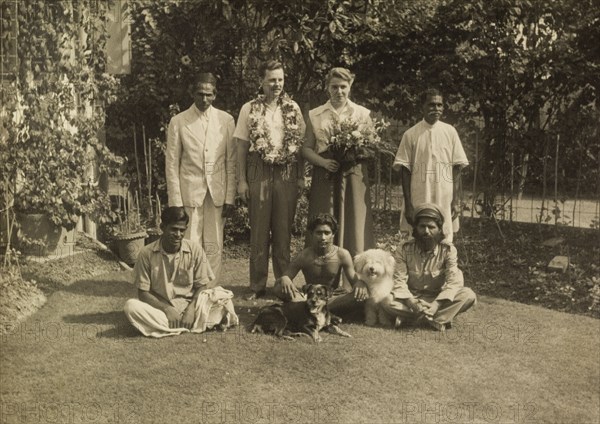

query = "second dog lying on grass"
[354,248,396,327]
[251,284,352,342]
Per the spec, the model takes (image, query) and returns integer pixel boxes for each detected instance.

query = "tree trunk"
[517,152,529,201]
[539,135,548,224]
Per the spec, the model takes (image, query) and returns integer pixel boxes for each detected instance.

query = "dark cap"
[413,203,444,224]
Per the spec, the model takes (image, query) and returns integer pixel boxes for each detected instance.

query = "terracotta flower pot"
[113,231,147,266]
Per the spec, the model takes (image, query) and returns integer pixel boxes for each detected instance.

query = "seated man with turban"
[382,203,476,331]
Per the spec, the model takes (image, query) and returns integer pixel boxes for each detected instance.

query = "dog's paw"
[329,314,343,325]
[326,325,352,338]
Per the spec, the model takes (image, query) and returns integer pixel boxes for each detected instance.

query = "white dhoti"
[124,287,239,338]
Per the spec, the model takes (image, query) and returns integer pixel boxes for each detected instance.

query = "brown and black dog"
[250,284,351,342]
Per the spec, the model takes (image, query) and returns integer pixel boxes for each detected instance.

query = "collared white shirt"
[394,119,468,175]
[190,104,210,157]
[234,101,285,154]
[307,99,372,154]
[193,104,210,137]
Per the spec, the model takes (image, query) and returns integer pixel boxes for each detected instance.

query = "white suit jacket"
[166,105,236,208]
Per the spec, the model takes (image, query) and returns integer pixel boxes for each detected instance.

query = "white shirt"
[233,101,285,155]
[307,99,372,154]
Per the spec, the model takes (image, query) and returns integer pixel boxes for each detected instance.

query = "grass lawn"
[1,249,599,424]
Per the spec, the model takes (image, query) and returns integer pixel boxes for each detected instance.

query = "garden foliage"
[104,0,598,234]
[0,0,122,229]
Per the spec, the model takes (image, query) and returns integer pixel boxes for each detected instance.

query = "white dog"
[353,249,396,327]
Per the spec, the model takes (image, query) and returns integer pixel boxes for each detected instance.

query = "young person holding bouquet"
[302,67,382,291]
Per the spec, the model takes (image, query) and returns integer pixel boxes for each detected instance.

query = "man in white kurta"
[393,89,468,242]
[165,73,236,283]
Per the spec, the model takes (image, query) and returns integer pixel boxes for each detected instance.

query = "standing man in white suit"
[166,73,236,283]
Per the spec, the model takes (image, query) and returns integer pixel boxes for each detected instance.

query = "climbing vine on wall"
[0,0,122,228]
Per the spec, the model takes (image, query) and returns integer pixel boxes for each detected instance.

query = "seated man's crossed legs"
[381,287,476,329]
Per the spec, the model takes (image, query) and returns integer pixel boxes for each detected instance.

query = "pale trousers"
[381,287,476,325]
[123,297,224,338]
[184,192,223,283]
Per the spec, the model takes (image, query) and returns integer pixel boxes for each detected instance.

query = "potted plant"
[4,89,123,256]
[132,124,162,245]
[108,188,147,266]
[144,193,163,245]
[0,1,122,257]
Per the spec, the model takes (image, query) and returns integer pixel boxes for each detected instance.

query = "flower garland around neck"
[247,93,303,166]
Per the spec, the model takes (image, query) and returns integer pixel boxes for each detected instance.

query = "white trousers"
[184,192,224,283]
[124,289,238,338]
[124,298,194,338]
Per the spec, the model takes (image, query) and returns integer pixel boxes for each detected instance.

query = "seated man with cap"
[382,203,476,331]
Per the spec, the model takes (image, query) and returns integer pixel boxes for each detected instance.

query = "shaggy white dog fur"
[353,249,396,327]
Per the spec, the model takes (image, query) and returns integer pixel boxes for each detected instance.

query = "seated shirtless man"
[272,213,368,316]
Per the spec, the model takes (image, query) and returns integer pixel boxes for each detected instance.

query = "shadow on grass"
[58,275,366,338]
[61,272,134,298]
[63,310,125,325]
[61,307,269,340]
[62,310,140,340]
[221,284,253,298]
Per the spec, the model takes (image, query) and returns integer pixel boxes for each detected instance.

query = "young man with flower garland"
[165,73,236,284]
[234,60,306,300]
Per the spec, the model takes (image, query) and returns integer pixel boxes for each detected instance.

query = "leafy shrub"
[0,1,122,229]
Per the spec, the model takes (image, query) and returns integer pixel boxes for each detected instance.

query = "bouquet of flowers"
[327,116,389,172]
